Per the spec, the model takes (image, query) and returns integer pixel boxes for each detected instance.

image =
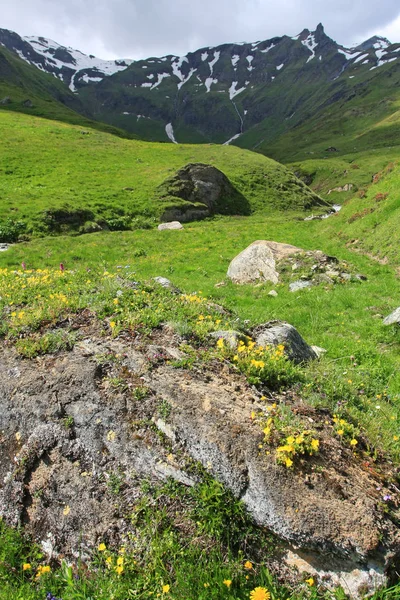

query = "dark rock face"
[157,163,250,222]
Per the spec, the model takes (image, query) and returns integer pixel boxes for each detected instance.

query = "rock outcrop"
[0,329,398,596]
[157,163,250,222]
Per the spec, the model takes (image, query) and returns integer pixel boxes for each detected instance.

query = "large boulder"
[227,240,302,284]
[157,163,250,222]
[253,320,317,363]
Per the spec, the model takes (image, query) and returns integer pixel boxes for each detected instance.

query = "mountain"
[0,28,133,91]
[0,42,136,137]
[2,24,400,162]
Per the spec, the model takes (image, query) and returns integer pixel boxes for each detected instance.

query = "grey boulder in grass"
[157,221,183,230]
[253,320,317,363]
[227,240,302,284]
[383,307,400,325]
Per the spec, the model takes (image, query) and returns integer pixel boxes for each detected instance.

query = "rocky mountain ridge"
[0,28,133,91]
[1,23,400,157]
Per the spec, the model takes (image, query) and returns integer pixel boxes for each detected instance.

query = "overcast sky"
[2,0,400,60]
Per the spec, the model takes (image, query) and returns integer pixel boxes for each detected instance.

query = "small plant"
[132,386,149,401]
[256,403,320,468]
[158,399,171,420]
[107,470,125,495]
[62,415,74,430]
[218,338,303,390]
[0,218,27,243]
[332,415,360,449]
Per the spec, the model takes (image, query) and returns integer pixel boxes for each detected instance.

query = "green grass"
[1,211,399,458]
[0,110,326,239]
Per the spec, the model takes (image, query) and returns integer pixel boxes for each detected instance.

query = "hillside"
[0,110,327,241]
[0,44,136,137]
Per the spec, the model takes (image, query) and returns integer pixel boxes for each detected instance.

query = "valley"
[0,20,399,600]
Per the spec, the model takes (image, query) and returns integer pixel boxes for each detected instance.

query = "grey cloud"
[2,0,400,59]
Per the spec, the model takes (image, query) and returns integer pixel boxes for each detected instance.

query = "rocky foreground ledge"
[0,312,399,598]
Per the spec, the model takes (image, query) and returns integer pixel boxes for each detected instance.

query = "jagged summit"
[353,35,391,53]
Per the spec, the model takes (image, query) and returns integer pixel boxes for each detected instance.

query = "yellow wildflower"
[115,565,124,575]
[110,321,116,328]
[250,587,271,600]
[311,439,319,451]
[98,543,106,551]
[223,579,232,588]
[244,560,253,570]
[306,577,315,586]
[22,563,31,571]
[337,429,344,436]
[117,556,124,566]
[285,457,293,468]
[216,338,225,349]
[350,439,358,446]
[162,584,170,593]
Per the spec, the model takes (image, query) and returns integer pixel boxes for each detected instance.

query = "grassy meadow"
[0,110,324,242]
[0,109,400,599]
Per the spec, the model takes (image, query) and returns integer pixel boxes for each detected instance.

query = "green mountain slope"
[0,45,134,137]
[0,110,326,240]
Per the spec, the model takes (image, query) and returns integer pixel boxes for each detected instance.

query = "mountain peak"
[353,35,391,53]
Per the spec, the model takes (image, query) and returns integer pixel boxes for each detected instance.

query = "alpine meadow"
[0,15,400,600]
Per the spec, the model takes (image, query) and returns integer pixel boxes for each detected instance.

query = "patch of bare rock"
[227,240,366,289]
[0,321,398,597]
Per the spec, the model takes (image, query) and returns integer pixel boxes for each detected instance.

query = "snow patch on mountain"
[338,48,356,59]
[260,43,276,53]
[229,81,246,99]
[246,55,254,71]
[302,34,318,62]
[205,77,218,92]
[201,52,208,61]
[223,133,241,145]
[354,53,369,63]
[276,63,284,71]
[178,68,196,90]
[151,73,170,89]
[231,55,240,68]
[171,56,188,81]
[82,75,102,84]
[165,123,177,143]
[208,51,220,75]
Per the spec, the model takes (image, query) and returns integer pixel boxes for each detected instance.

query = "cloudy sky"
[2,0,400,60]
